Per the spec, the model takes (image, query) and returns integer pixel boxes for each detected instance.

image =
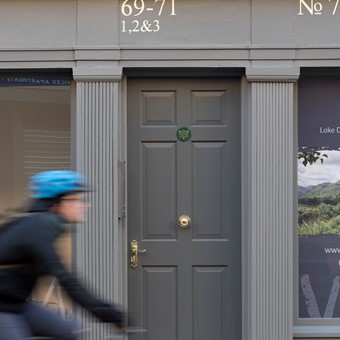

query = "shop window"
[298,74,340,322]
[0,72,72,316]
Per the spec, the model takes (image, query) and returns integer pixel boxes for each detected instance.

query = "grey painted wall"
[1,1,340,339]
[1,0,340,48]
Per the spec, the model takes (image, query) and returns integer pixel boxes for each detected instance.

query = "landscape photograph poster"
[298,75,340,318]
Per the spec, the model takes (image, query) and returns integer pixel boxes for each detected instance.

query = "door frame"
[119,69,248,337]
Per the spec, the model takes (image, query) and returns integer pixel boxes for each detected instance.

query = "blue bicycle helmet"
[29,170,90,199]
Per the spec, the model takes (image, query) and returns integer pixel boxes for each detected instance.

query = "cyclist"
[0,170,125,339]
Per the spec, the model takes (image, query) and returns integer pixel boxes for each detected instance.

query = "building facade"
[1,0,340,339]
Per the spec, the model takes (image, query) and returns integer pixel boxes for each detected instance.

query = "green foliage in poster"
[297,149,340,235]
[298,150,328,167]
[299,194,340,235]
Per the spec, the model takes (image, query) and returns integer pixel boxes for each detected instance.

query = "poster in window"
[299,75,340,318]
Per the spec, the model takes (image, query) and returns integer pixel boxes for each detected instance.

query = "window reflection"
[0,85,71,209]
[0,83,72,317]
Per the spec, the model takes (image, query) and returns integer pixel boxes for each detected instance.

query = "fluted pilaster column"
[72,67,122,339]
[244,68,298,340]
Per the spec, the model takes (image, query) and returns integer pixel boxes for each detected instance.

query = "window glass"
[298,75,340,319]
[0,82,71,209]
[0,73,72,316]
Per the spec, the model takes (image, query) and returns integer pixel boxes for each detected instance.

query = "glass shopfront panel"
[0,72,72,316]
[298,74,340,319]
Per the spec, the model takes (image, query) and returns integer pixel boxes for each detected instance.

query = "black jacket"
[0,204,123,325]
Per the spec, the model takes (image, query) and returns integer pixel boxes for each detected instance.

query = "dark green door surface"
[127,78,241,340]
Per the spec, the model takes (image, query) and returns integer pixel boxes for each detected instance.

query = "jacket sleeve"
[24,217,124,326]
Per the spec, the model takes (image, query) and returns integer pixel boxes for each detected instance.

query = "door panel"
[143,267,177,339]
[128,78,241,340]
[193,266,227,340]
[142,142,176,239]
[193,142,227,238]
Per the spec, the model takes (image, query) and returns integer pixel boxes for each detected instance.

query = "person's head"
[28,170,91,223]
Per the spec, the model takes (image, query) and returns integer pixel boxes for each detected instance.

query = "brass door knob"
[178,215,191,229]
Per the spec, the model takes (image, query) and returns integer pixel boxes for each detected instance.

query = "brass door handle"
[130,240,146,269]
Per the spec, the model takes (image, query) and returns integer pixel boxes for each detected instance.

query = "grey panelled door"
[127,78,241,340]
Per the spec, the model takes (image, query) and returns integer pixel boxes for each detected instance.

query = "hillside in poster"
[298,150,340,318]
[298,151,340,235]
[299,181,340,235]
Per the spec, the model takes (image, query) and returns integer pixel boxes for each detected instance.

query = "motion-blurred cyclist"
[0,170,125,339]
